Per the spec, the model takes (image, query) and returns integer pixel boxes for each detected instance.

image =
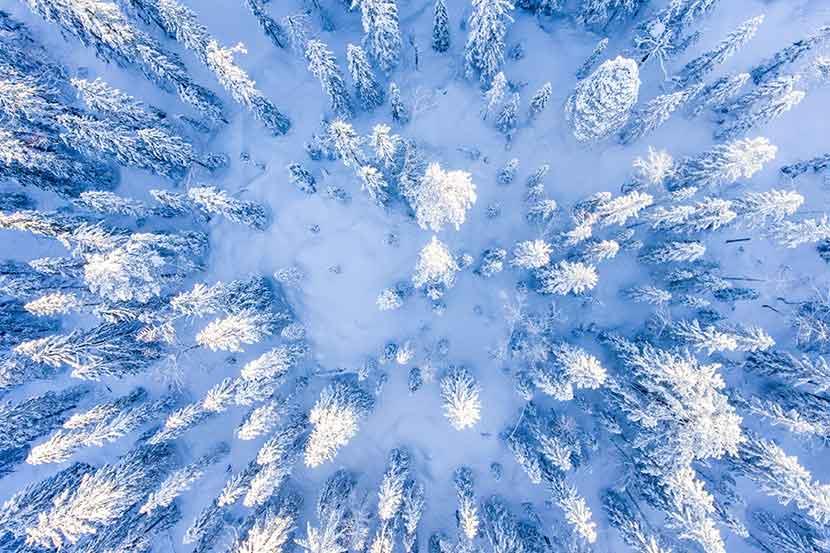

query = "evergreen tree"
[536,261,598,295]
[432,0,450,52]
[233,492,301,553]
[716,89,805,140]
[305,39,353,119]
[21,0,224,122]
[565,56,640,143]
[687,73,750,117]
[575,37,608,80]
[750,24,830,85]
[304,380,374,467]
[673,15,764,89]
[326,119,365,169]
[389,82,410,124]
[619,85,701,144]
[354,0,402,73]
[781,153,830,179]
[440,366,481,430]
[464,0,515,85]
[528,82,552,121]
[0,386,89,477]
[281,11,311,53]
[25,443,174,549]
[482,72,507,120]
[578,0,647,29]
[497,157,519,185]
[647,197,737,234]
[409,163,477,232]
[242,0,288,48]
[287,162,317,194]
[187,186,270,229]
[412,236,458,299]
[496,92,520,138]
[670,136,777,190]
[346,44,385,111]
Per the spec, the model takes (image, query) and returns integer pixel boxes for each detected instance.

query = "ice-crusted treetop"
[566,56,641,143]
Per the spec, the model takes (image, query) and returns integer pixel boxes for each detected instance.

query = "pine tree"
[464,0,515,84]
[497,157,519,185]
[412,236,458,299]
[670,136,777,190]
[687,73,750,117]
[354,0,402,73]
[511,240,552,269]
[401,479,425,552]
[440,366,481,430]
[287,163,317,194]
[347,44,385,111]
[242,0,288,48]
[389,82,410,124]
[734,189,803,228]
[0,386,89,477]
[432,0,450,52]
[750,24,830,85]
[481,72,507,120]
[639,240,706,264]
[619,84,702,144]
[326,119,365,169]
[25,443,174,549]
[358,165,389,205]
[21,0,224,122]
[233,493,301,553]
[187,186,269,229]
[565,56,640,143]
[576,37,608,80]
[646,197,737,234]
[528,82,552,121]
[536,261,598,295]
[281,11,311,53]
[578,0,647,29]
[716,89,805,140]
[305,39,354,119]
[496,92,520,138]
[304,380,374,467]
[673,15,764,89]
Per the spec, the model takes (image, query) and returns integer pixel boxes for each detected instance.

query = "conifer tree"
[389,82,410,124]
[670,136,777,190]
[347,44,385,111]
[305,39,354,119]
[750,24,830,85]
[673,15,764,89]
[576,37,608,79]
[304,380,374,467]
[687,73,750,117]
[619,84,702,144]
[496,92,520,139]
[242,0,288,48]
[482,72,507,120]
[432,0,450,52]
[440,366,481,430]
[464,0,515,84]
[528,82,552,121]
[354,0,402,73]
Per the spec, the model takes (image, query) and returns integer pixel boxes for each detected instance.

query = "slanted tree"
[305,39,353,119]
[354,0,402,73]
[673,15,764,89]
[432,0,450,52]
[578,0,647,29]
[347,44,385,111]
[750,24,830,85]
[287,163,317,194]
[187,186,269,230]
[536,261,598,295]
[619,84,702,144]
[326,119,365,169]
[304,380,374,467]
[670,136,777,190]
[242,0,287,48]
[687,73,750,117]
[716,89,805,140]
[576,37,608,79]
[464,0,515,84]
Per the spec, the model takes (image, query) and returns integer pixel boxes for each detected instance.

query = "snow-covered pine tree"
[432,0,450,52]
[669,136,777,190]
[242,0,287,48]
[304,379,374,467]
[734,189,803,228]
[482,72,507,120]
[464,0,515,85]
[440,366,481,430]
[672,15,763,89]
[536,261,598,295]
[687,73,750,117]
[646,197,737,234]
[21,0,224,122]
[25,443,174,549]
[140,442,229,514]
[750,24,830,85]
[0,386,89,477]
[389,82,410,124]
[287,162,317,194]
[619,84,702,144]
[716,89,805,141]
[496,92,520,139]
[354,0,402,73]
[528,82,552,121]
[347,44,385,111]
[305,39,354,119]
[565,56,640,143]
[576,37,608,80]
[326,119,365,169]
[577,0,647,29]
[232,492,301,553]
[187,186,270,229]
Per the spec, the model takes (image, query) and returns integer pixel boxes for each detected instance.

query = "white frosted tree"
[187,186,269,229]
[346,44,384,111]
[536,261,598,295]
[482,72,507,120]
[734,189,803,228]
[196,309,277,352]
[565,56,640,143]
[326,120,365,169]
[412,236,459,299]
[304,381,373,468]
[673,137,777,190]
[409,163,477,232]
[306,40,353,119]
[464,0,515,84]
[354,0,402,73]
[511,240,552,269]
[140,443,228,515]
[440,366,481,430]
